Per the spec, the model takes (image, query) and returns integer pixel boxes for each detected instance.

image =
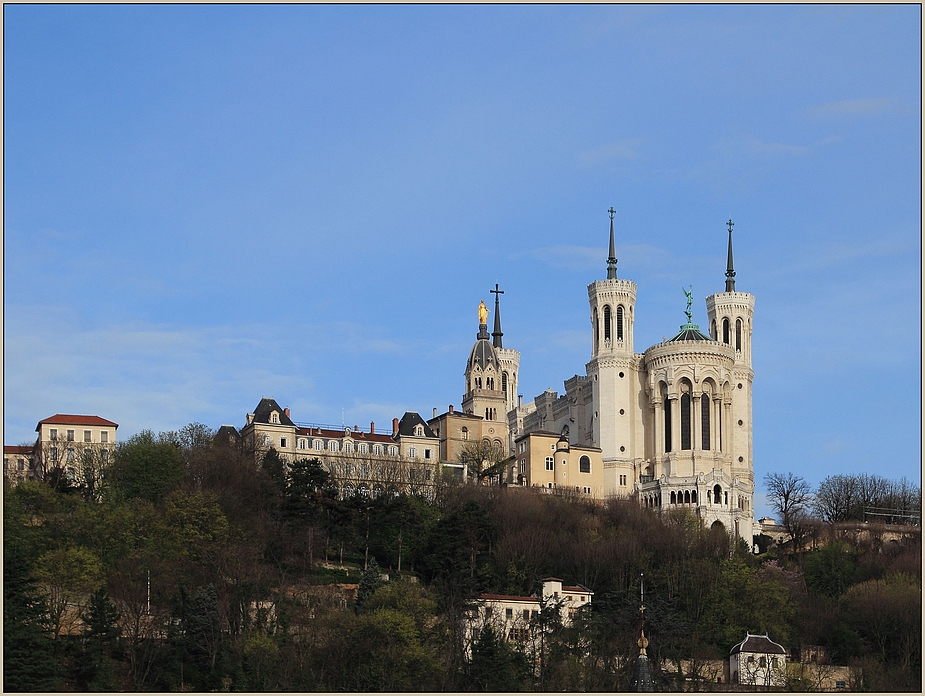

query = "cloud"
[807,98,896,116]
[578,138,644,165]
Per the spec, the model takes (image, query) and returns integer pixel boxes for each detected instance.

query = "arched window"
[680,392,692,450]
[502,372,508,397]
[735,318,742,351]
[663,395,672,452]
[713,485,722,504]
[579,456,591,473]
[684,490,691,504]
[722,318,730,344]
[616,306,624,341]
[701,392,711,450]
[593,309,599,350]
[711,319,717,340]
[603,305,612,341]
[462,427,469,441]
[670,491,677,505]
[487,377,494,390]
[691,490,697,503]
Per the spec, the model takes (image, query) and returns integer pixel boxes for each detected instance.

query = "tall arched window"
[713,485,722,504]
[593,309,599,351]
[722,318,730,344]
[579,456,591,473]
[663,395,672,452]
[502,372,508,397]
[711,320,717,340]
[735,318,742,351]
[701,392,711,450]
[670,491,677,505]
[603,305,612,341]
[680,391,692,450]
[616,306,624,341]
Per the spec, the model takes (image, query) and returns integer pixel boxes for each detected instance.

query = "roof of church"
[396,411,437,438]
[36,414,118,430]
[630,652,657,691]
[667,323,712,342]
[730,633,787,656]
[468,325,501,372]
[251,398,295,426]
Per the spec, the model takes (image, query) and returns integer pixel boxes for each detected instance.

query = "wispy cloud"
[578,138,644,165]
[807,98,896,116]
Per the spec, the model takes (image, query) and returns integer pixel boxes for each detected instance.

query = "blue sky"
[4,5,921,517]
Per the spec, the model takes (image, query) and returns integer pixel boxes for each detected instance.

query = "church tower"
[705,220,756,535]
[462,299,508,429]
[586,209,642,492]
[490,284,521,416]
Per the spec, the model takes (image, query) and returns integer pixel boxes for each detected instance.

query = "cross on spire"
[609,206,616,221]
[491,283,504,349]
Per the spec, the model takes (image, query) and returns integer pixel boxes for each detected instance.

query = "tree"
[764,472,812,548]
[80,586,122,690]
[4,536,58,691]
[468,623,532,691]
[33,546,104,638]
[109,433,184,504]
[356,557,386,610]
[461,439,510,484]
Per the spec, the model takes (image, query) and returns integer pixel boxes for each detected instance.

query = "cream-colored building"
[240,398,449,498]
[512,431,605,499]
[31,414,119,482]
[730,633,787,687]
[465,578,593,654]
[515,215,755,542]
[3,445,34,484]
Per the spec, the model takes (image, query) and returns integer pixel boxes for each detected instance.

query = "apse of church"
[513,212,755,543]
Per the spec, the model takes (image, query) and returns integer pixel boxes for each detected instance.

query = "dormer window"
[415,425,424,436]
[270,412,279,424]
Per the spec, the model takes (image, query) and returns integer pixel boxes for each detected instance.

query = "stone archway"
[711,520,725,532]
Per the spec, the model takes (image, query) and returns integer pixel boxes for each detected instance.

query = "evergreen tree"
[80,586,122,690]
[356,557,386,611]
[4,539,58,691]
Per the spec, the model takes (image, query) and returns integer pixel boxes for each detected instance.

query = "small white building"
[465,578,592,654]
[730,633,787,686]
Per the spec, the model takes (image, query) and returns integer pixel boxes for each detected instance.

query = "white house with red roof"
[33,414,119,482]
[465,578,593,656]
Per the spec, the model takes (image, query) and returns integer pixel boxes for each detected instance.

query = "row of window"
[713,317,744,351]
[48,428,110,443]
[541,455,593,473]
[266,434,401,457]
[593,304,626,348]
[48,447,109,463]
[663,392,716,452]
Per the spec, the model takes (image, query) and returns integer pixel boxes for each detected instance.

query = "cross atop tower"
[725,218,736,292]
[607,207,618,280]
[609,206,616,221]
[491,284,504,349]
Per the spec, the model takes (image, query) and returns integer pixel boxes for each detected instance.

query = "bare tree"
[764,472,812,548]
[461,439,510,484]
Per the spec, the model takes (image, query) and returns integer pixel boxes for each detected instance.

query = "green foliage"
[3,534,59,692]
[109,434,184,503]
[468,623,532,691]
[79,586,122,690]
[804,541,861,597]
[356,557,386,610]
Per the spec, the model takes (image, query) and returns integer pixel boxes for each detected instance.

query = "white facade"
[518,218,755,543]
[730,633,788,686]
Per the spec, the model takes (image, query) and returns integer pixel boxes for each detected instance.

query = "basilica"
[446,213,756,542]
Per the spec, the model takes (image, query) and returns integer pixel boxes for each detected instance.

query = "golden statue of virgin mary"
[478,299,489,325]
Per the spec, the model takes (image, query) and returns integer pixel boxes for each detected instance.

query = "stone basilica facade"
[492,214,756,542]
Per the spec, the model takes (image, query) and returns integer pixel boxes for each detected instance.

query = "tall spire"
[490,284,504,348]
[607,207,618,279]
[725,218,736,292]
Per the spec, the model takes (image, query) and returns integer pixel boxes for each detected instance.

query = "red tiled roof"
[36,414,118,430]
[563,585,593,594]
[4,445,33,455]
[479,593,540,603]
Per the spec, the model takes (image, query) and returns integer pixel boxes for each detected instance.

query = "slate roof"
[630,652,657,692]
[296,426,395,444]
[36,414,118,430]
[251,398,295,426]
[667,323,712,342]
[730,633,787,656]
[397,412,438,439]
[468,327,501,372]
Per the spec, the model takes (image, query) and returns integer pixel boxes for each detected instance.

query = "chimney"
[370,421,375,435]
[449,405,454,414]
[284,407,290,419]
[354,424,358,433]
[433,407,437,418]
[246,413,254,425]
[392,418,399,437]
[518,394,523,408]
